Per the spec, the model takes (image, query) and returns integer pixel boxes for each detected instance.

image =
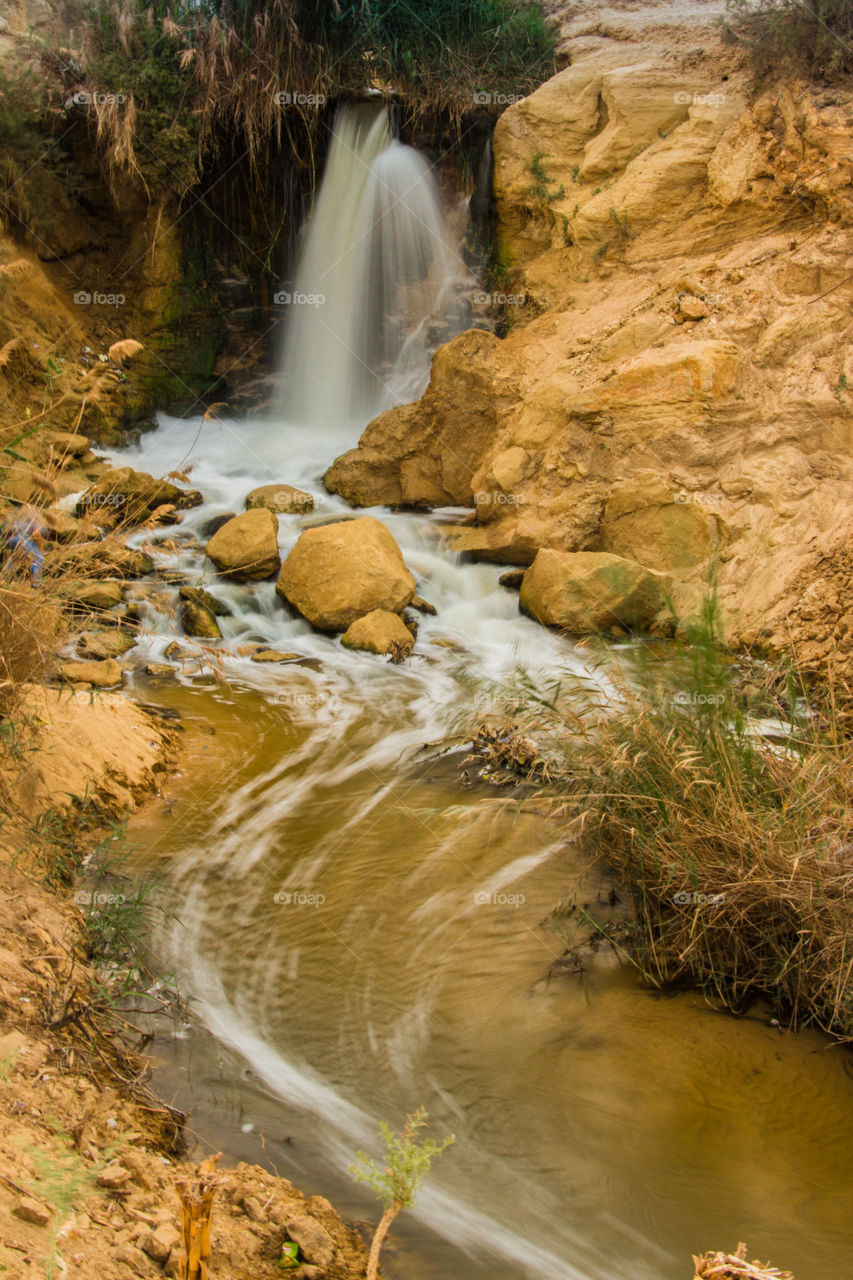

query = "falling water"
[279,102,467,427]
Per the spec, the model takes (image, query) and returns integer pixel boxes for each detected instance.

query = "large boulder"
[324,328,504,508]
[205,508,281,581]
[341,609,415,657]
[520,549,672,633]
[276,517,415,631]
[245,483,314,515]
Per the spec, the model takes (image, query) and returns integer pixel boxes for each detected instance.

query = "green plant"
[350,1108,454,1280]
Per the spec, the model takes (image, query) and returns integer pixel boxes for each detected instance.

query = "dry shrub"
[0,581,65,714]
[693,1242,794,1279]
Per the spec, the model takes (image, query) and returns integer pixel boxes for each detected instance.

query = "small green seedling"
[279,1240,299,1269]
[350,1107,454,1280]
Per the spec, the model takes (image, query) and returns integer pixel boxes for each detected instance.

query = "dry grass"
[467,611,853,1041]
[0,582,65,713]
[693,1243,794,1279]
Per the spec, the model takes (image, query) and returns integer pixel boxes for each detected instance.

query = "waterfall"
[279,102,465,428]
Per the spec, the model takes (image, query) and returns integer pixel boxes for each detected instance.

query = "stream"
[103,102,853,1280]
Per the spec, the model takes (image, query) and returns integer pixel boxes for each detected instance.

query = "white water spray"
[280,102,467,427]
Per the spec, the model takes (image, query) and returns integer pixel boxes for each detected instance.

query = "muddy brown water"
[124,680,853,1280]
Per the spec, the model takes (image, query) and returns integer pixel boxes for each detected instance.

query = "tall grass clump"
[468,598,853,1040]
[726,0,853,79]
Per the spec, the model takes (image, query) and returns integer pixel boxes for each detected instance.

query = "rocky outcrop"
[276,516,415,631]
[324,328,506,508]
[520,549,672,634]
[318,3,853,662]
[205,508,281,581]
[341,609,415,657]
[245,483,314,515]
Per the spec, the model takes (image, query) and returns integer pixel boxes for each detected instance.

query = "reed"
[468,602,853,1040]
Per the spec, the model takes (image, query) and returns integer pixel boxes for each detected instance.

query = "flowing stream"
[107,105,853,1280]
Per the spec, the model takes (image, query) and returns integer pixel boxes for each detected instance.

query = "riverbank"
[0,684,371,1280]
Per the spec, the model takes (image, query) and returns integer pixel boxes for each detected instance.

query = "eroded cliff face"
[327,0,853,677]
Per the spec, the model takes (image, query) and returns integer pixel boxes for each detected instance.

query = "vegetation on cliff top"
[75,0,555,197]
[727,0,853,78]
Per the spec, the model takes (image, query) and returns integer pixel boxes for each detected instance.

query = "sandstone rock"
[276,516,415,631]
[520,550,672,634]
[599,474,727,572]
[14,1196,51,1226]
[77,630,137,660]
[179,598,222,639]
[141,1223,180,1263]
[59,659,123,687]
[341,609,415,657]
[245,483,314,515]
[567,341,741,415]
[201,512,236,539]
[440,522,541,565]
[178,585,230,615]
[62,580,124,610]
[678,295,711,321]
[325,328,503,508]
[79,466,202,525]
[144,662,175,677]
[282,1212,335,1269]
[206,508,280,581]
[249,649,301,662]
[97,1162,132,1190]
[164,641,186,659]
[499,569,525,589]
[411,595,437,615]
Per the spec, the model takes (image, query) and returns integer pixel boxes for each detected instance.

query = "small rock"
[59,658,123,688]
[249,650,302,663]
[200,512,236,539]
[63,580,124,610]
[178,585,230,616]
[282,1212,335,1268]
[14,1196,51,1226]
[97,1162,132,1190]
[164,640,185,659]
[411,595,437,615]
[293,1267,324,1280]
[341,609,415,658]
[113,1242,149,1268]
[678,294,710,321]
[77,630,137,660]
[206,508,281,581]
[144,662,175,677]
[498,569,525,590]
[179,598,222,639]
[245,483,314,515]
[141,1223,180,1263]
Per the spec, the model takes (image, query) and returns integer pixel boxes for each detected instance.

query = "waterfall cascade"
[280,102,470,428]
